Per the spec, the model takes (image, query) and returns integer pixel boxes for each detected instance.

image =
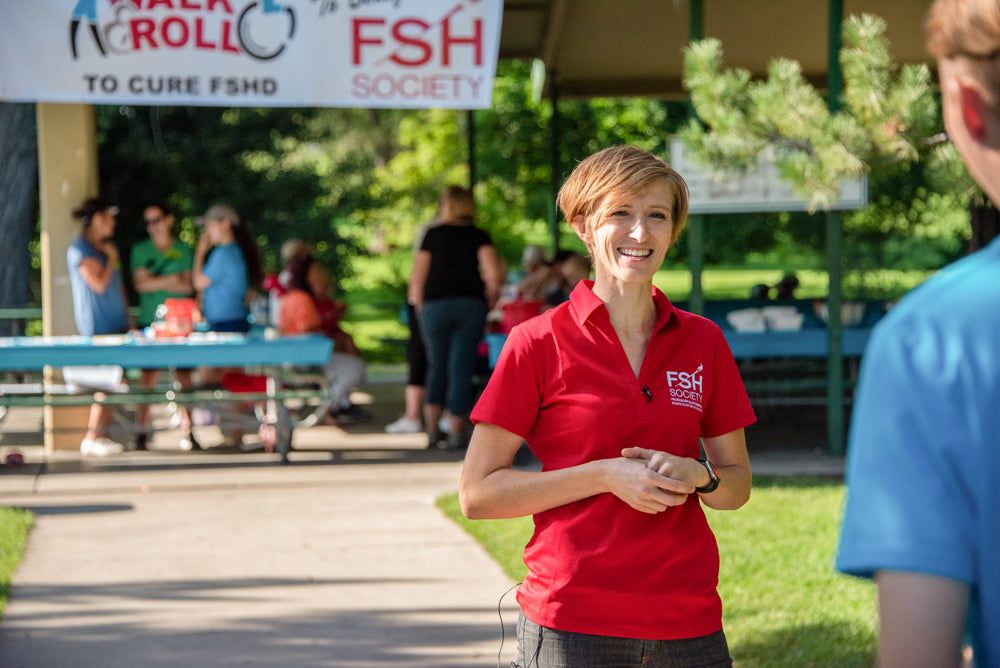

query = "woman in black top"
[409,185,502,449]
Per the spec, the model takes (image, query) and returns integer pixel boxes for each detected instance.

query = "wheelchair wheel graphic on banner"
[237,1,296,61]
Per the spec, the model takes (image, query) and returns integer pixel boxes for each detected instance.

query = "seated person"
[263,238,312,326]
[749,283,771,300]
[307,260,362,358]
[774,273,800,300]
[278,255,369,425]
[544,252,591,307]
[508,243,545,285]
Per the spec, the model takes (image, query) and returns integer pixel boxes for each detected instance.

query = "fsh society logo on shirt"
[665,363,704,412]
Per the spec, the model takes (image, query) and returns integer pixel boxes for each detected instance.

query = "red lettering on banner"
[206,0,233,12]
[220,19,239,53]
[137,0,232,12]
[441,17,482,66]
[131,18,158,48]
[129,15,238,53]
[161,16,189,47]
[353,18,384,65]
[390,19,432,67]
[194,17,215,49]
[351,72,485,101]
[353,17,485,68]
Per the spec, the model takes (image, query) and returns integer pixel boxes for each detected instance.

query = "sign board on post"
[669,138,868,214]
[0,0,504,109]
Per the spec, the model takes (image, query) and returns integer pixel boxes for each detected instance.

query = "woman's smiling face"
[575,178,676,287]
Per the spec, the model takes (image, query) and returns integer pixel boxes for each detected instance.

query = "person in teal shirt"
[131,203,194,329]
[130,203,198,451]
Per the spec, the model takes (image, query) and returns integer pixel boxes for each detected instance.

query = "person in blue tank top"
[837,2,1000,665]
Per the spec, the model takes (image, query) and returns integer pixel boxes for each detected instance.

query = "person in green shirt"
[130,203,199,451]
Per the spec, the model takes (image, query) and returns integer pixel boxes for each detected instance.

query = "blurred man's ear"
[957,77,989,142]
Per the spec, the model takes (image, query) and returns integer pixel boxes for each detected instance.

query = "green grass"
[342,251,934,363]
[436,476,877,668]
[0,507,34,617]
[436,493,532,582]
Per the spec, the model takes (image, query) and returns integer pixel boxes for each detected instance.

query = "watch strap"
[695,457,721,494]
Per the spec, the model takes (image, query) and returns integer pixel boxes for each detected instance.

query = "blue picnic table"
[0,332,333,461]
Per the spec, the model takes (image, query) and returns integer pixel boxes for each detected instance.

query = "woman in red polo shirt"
[461,146,755,667]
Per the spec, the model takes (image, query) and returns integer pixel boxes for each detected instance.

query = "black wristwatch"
[695,458,721,494]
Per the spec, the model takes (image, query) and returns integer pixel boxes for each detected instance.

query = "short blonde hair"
[439,185,475,222]
[927,0,1000,95]
[556,146,689,245]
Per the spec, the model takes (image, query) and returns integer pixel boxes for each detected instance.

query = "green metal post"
[466,109,476,190]
[827,0,843,112]
[548,69,561,253]
[687,215,705,315]
[826,211,845,455]
[689,0,703,41]
[825,0,846,455]
[686,0,705,314]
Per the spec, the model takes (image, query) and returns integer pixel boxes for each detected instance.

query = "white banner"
[0,0,504,109]
[669,139,868,214]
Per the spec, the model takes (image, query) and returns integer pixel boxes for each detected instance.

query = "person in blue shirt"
[837,1,1000,665]
[191,204,263,447]
[67,198,131,457]
[193,204,262,333]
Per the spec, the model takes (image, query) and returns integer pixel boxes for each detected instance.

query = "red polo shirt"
[471,280,755,639]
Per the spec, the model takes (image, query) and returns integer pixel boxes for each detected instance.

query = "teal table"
[0,332,332,371]
[0,333,333,462]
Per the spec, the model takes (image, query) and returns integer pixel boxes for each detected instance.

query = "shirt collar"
[568,280,681,333]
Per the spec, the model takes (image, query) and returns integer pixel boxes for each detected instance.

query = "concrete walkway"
[0,383,845,668]
[0,413,524,667]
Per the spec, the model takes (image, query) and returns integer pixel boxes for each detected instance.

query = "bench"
[677,299,885,407]
[0,333,334,462]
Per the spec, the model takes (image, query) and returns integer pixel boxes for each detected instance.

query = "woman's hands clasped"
[603,447,705,514]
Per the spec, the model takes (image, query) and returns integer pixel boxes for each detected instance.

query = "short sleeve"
[701,328,756,438]
[67,242,83,271]
[836,321,976,583]
[471,325,544,439]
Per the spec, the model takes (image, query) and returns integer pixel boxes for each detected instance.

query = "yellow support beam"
[36,102,100,453]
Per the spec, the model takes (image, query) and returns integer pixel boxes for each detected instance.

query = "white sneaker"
[439,417,452,434]
[80,437,124,457]
[385,416,422,434]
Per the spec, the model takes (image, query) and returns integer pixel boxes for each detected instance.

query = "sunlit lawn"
[0,507,34,617]
[343,251,933,362]
[436,476,877,668]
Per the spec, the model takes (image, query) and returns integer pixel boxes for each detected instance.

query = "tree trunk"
[0,102,38,336]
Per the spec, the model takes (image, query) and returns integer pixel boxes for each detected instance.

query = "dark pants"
[210,319,250,334]
[406,303,427,387]
[419,297,486,417]
[515,614,733,668]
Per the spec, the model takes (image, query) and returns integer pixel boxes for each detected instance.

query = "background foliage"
[3,13,986,353]
[679,14,976,296]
